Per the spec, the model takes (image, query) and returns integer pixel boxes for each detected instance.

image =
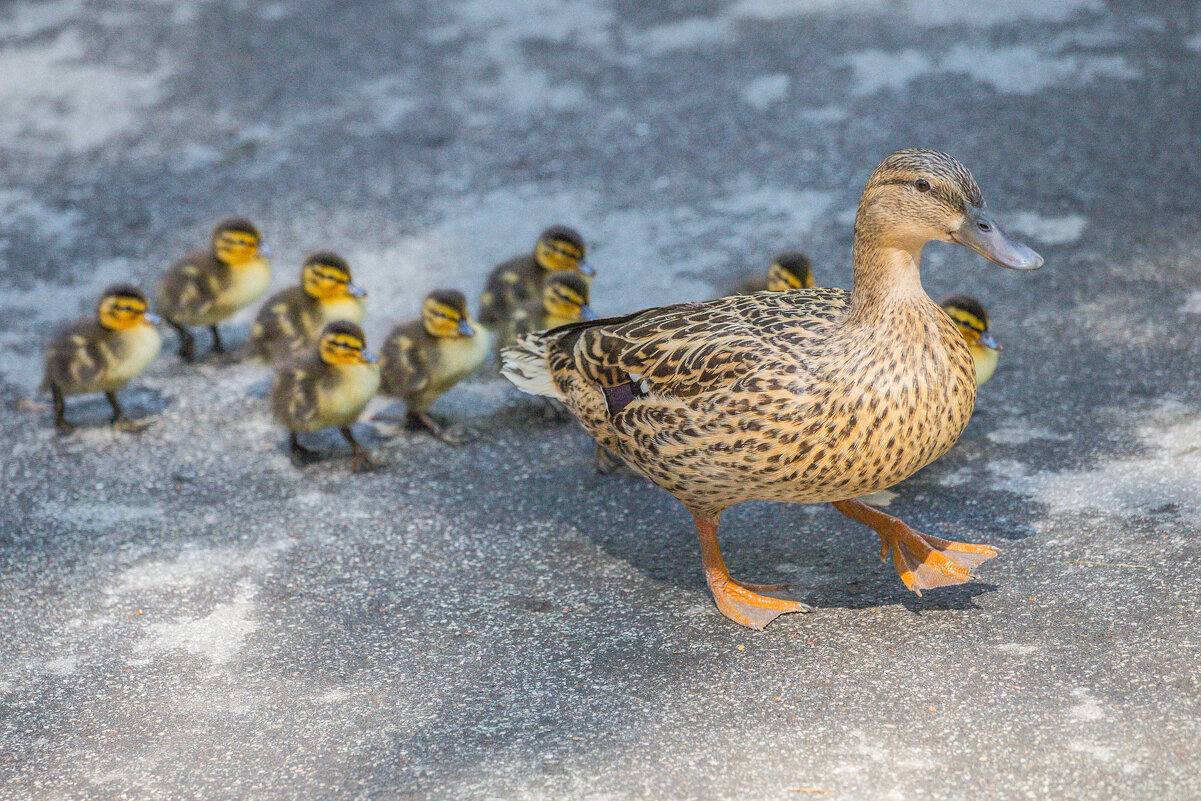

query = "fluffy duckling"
[502,149,1042,629]
[379,290,490,443]
[478,225,595,330]
[941,295,1000,386]
[504,272,596,348]
[736,251,816,294]
[158,217,270,361]
[248,252,367,362]
[42,284,162,432]
[271,321,381,469]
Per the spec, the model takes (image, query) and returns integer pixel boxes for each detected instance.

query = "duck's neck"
[848,215,930,318]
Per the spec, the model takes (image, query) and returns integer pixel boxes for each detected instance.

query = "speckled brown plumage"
[502,148,1043,629]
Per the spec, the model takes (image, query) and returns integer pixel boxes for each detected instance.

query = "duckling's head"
[301,252,366,300]
[767,252,815,291]
[211,217,264,267]
[317,321,378,366]
[941,294,1000,385]
[534,225,594,277]
[542,273,596,322]
[422,290,476,339]
[858,149,1043,271]
[97,284,161,330]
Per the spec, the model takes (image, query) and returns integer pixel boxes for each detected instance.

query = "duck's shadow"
[56,385,174,430]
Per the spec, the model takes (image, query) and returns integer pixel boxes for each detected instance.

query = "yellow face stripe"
[945,308,986,334]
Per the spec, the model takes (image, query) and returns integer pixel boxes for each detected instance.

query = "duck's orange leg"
[693,514,812,630]
[832,499,999,595]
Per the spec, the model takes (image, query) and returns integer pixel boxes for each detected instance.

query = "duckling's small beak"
[346,282,367,298]
[360,349,379,364]
[457,319,475,337]
[577,260,596,277]
[977,330,1001,351]
[579,305,597,322]
[144,312,163,325]
[259,243,274,259]
[951,206,1044,271]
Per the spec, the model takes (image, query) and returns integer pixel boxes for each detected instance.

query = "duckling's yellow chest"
[432,330,491,391]
[100,325,162,390]
[214,258,271,316]
[970,344,999,386]
[316,363,380,426]
[317,296,366,327]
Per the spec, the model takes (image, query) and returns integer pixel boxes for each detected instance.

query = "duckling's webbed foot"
[289,432,322,467]
[832,499,999,594]
[693,514,812,630]
[340,426,385,471]
[404,410,473,445]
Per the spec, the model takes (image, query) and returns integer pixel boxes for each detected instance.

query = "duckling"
[504,272,596,348]
[941,295,1000,386]
[158,217,270,361]
[478,225,595,330]
[42,284,162,432]
[502,148,1043,630]
[379,290,490,443]
[271,321,381,469]
[248,252,367,362]
[736,251,816,294]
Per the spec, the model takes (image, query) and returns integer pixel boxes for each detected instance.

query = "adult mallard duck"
[478,225,595,330]
[502,149,1043,630]
[158,217,270,361]
[42,284,163,432]
[736,251,815,295]
[378,290,490,443]
[248,251,367,362]
[941,295,1000,386]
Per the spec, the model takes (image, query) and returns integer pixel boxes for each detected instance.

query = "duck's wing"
[157,251,227,320]
[43,321,109,391]
[271,357,321,429]
[379,322,430,397]
[249,287,309,359]
[547,288,850,402]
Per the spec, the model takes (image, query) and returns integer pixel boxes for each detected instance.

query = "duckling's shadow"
[59,386,174,429]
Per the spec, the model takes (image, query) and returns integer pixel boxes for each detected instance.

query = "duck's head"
[858,149,1043,271]
[211,217,265,267]
[301,252,366,301]
[542,273,596,322]
[767,252,815,291]
[422,290,476,339]
[534,225,594,277]
[941,294,1000,385]
[97,284,161,330]
[317,321,378,366]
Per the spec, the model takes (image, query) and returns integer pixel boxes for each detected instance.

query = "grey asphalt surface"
[2,1,1200,799]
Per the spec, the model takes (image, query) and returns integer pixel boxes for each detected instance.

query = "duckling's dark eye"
[914,178,930,192]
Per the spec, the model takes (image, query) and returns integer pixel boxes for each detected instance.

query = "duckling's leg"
[289,432,322,466]
[404,410,472,445]
[51,384,73,434]
[595,444,626,474]
[340,426,383,471]
[693,514,812,630]
[832,499,999,594]
[168,320,196,362]
[107,391,151,433]
[210,326,225,353]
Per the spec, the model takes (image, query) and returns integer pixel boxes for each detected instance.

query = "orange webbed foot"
[708,577,814,631]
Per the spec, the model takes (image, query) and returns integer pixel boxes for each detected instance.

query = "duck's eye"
[914,178,930,192]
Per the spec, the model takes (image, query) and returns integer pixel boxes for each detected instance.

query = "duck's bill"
[978,330,1001,350]
[346,282,367,298]
[579,304,597,322]
[577,260,596,277]
[144,312,164,325]
[951,207,1044,271]
[360,349,380,364]
[457,319,476,337]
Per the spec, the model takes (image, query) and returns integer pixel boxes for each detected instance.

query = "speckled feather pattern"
[534,287,975,520]
[43,320,162,394]
[271,354,379,433]
[379,321,490,412]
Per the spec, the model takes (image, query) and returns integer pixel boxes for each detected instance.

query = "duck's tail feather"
[501,332,564,401]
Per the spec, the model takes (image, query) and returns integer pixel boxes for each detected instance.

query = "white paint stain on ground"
[848,44,1137,96]
[134,580,260,666]
[858,489,898,507]
[987,419,1071,446]
[1186,33,1201,53]
[111,540,292,597]
[43,655,79,676]
[0,30,171,153]
[996,643,1038,656]
[741,73,791,110]
[1180,290,1201,314]
[1005,212,1089,245]
[1068,687,1105,721]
